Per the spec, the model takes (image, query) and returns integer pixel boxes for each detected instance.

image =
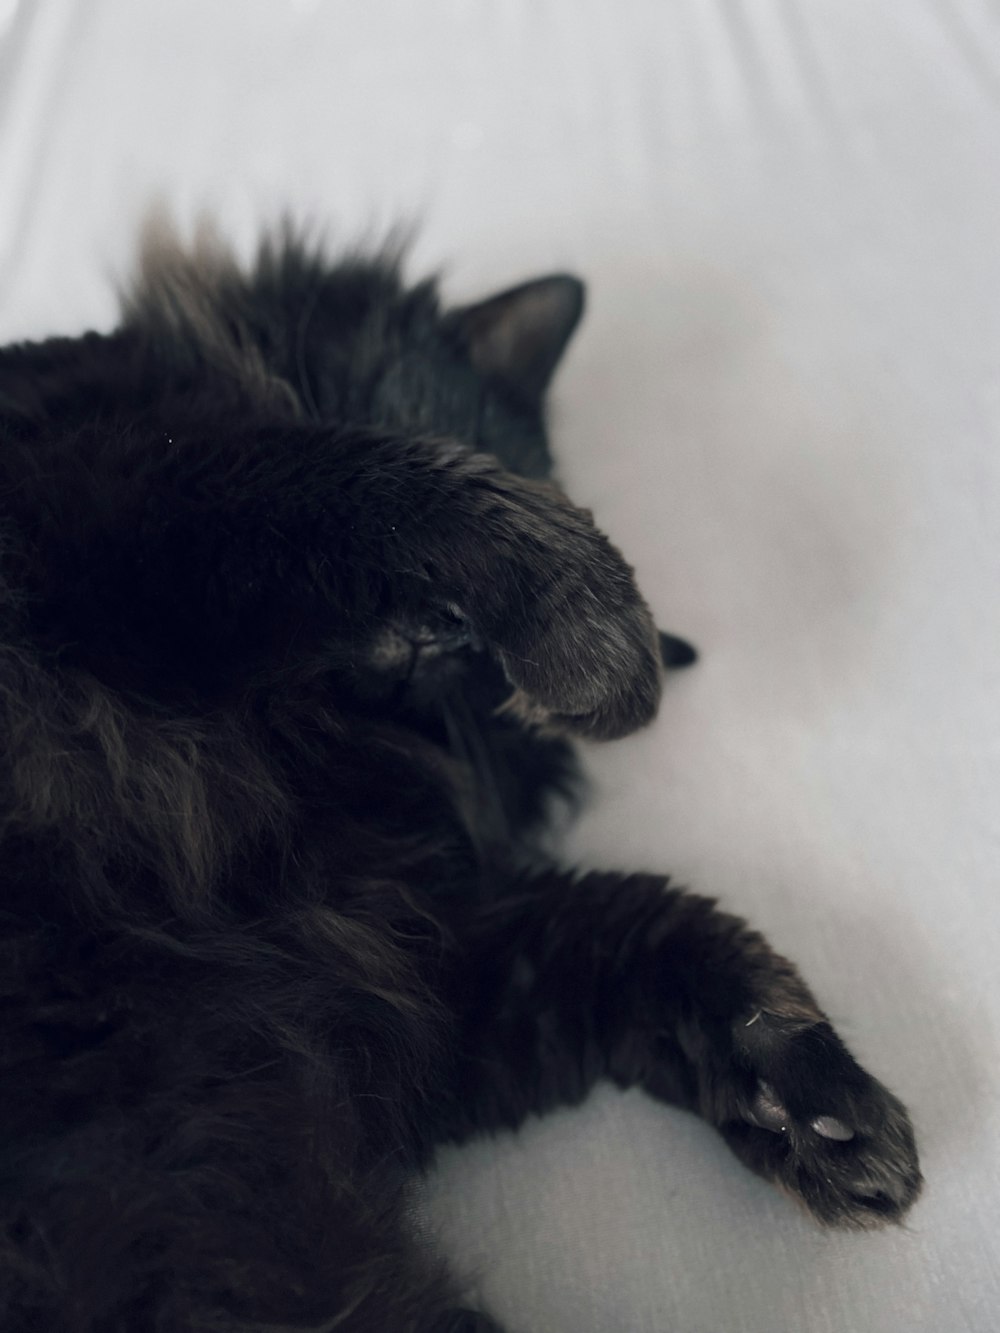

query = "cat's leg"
[39,426,662,736]
[432,870,921,1229]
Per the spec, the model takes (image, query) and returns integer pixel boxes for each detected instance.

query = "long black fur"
[0,225,921,1332]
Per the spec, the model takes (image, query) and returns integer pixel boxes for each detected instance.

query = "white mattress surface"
[2,3,998,1330]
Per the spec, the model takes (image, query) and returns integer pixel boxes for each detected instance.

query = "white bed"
[2,2,998,1328]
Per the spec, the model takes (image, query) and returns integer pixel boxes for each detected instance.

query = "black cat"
[0,225,921,1332]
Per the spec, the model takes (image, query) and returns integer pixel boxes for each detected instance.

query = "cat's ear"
[451,274,585,400]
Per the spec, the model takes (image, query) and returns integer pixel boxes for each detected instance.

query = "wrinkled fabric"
[2,2,998,1329]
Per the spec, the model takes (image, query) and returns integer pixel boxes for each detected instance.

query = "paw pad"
[810,1114,854,1141]
[748,1082,855,1141]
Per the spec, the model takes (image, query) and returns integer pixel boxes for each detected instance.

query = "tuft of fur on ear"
[451,274,585,401]
[121,212,301,414]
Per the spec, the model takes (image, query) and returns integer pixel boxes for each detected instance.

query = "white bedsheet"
[2,2,998,1329]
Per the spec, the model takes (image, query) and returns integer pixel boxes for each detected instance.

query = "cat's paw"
[482,495,663,741]
[437,459,666,740]
[714,1013,922,1227]
[495,595,663,743]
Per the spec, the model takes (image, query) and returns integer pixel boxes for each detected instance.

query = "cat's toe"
[746,1080,790,1132]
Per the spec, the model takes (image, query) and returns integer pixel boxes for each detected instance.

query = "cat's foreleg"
[434,870,922,1229]
[68,427,663,734]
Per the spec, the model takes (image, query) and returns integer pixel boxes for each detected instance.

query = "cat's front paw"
[713,1013,922,1227]
[439,459,666,740]
[485,497,664,741]
[496,593,662,743]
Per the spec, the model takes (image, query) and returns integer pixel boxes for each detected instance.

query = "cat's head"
[281,253,586,482]
[126,223,585,482]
